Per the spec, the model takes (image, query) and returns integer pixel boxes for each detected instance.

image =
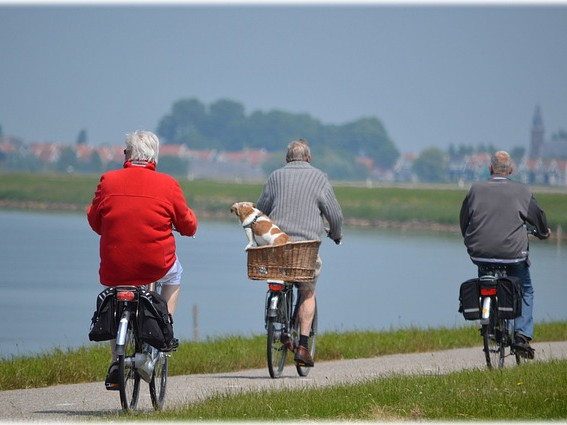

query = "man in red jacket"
[87,130,198,389]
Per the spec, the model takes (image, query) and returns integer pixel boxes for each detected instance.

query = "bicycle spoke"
[267,319,287,378]
[119,319,141,411]
[150,350,168,410]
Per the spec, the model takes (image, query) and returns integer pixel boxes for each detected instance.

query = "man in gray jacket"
[257,139,343,367]
[460,150,550,356]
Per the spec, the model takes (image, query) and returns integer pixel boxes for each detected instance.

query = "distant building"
[528,105,545,160]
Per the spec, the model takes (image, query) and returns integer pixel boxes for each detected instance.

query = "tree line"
[156,98,399,179]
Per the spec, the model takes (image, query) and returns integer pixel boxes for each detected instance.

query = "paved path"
[2,341,567,422]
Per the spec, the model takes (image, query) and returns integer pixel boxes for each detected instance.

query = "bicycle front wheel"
[150,351,168,410]
[118,319,141,411]
[482,301,505,369]
[294,300,318,377]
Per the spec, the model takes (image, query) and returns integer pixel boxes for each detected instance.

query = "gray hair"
[124,130,160,164]
[491,150,512,175]
[286,139,311,162]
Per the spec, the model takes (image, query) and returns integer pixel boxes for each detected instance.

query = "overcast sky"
[1,3,566,154]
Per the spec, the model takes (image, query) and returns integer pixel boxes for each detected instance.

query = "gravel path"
[2,341,567,422]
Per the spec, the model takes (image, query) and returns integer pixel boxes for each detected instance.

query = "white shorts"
[102,258,183,290]
[156,258,184,286]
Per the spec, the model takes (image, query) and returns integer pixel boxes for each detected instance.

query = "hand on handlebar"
[527,226,552,239]
[324,227,342,245]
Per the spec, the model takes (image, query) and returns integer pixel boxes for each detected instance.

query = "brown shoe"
[294,345,314,367]
[514,333,535,359]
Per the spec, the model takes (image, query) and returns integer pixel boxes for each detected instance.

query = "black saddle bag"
[88,287,118,341]
[496,276,523,319]
[458,278,481,320]
[137,290,175,351]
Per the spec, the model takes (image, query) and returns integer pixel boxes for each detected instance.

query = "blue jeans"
[478,262,534,340]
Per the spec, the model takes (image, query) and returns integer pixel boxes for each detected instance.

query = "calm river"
[1,210,566,358]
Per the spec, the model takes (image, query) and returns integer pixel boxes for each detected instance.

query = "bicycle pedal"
[518,347,535,360]
[105,383,120,391]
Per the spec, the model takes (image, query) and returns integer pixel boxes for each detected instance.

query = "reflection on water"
[1,210,565,358]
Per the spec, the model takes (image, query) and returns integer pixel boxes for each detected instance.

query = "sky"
[0,2,566,154]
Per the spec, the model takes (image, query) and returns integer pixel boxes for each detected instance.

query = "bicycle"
[112,282,170,412]
[477,264,529,369]
[265,279,318,378]
[246,240,322,378]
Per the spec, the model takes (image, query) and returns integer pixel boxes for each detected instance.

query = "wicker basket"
[247,240,321,282]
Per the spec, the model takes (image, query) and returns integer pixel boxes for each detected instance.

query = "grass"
[2,322,567,391]
[143,359,567,421]
[3,172,567,230]
[1,324,566,421]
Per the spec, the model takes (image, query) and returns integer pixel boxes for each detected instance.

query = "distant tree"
[0,124,3,138]
[157,98,208,146]
[246,110,320,151]
[413,147,446,182]
[261,150,286,176]
[551,129,567,141]
[207,99,247,150]
[338,117,399,169]
[56,146,78,173]
[158,156,190,178]
[88,150,103,173]
[76,129,88,145]
[315,150,370,181]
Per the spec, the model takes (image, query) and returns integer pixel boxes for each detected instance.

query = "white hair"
[491,150,512,175]
[286,139,311,162]
[124,130,160,164]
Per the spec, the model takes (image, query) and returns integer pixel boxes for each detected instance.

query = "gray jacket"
[459,176,549,263]
[256,161,343,242]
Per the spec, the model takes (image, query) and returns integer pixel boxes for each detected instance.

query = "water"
[1,210,566,359]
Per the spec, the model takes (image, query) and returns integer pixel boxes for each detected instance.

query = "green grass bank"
[2,172,567,233]
[2,322,567,391]
[2,324,567,421]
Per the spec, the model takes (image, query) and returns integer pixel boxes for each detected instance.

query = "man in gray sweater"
[257,139,343,367]
[460,150,550,356]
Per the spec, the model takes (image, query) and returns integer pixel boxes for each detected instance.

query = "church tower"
[529,105,545,159]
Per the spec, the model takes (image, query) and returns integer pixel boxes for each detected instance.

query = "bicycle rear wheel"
[150,351,168,410]
[482,301,505,369]
[118,318,141,411]
[293,299,318,377]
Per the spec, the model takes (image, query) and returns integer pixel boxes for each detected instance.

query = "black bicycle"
[113,283,169,411]
[246,240,322,378]
[265,280,318,378]
[477,264,527,369]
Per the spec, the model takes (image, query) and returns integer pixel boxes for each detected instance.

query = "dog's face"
[230,202,257,223]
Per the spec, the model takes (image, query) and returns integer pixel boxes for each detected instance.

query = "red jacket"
[87,161,198,286]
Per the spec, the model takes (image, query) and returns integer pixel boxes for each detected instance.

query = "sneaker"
[104,361,120,391]
[294,345,314,367]
[161,338,179,352]
[514,333,535,359]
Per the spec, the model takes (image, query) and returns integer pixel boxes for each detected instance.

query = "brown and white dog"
[230,201,290,250]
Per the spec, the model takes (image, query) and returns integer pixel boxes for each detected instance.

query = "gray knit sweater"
[459,176,549,263]
[256,161,343,242]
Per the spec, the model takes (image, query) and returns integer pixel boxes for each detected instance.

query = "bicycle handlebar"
[324,227,342,245]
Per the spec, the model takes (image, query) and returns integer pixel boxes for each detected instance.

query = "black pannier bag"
[496,276,523,319]
[459,278,481,320]
[138,290,175,351]
[88,287,118,341]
